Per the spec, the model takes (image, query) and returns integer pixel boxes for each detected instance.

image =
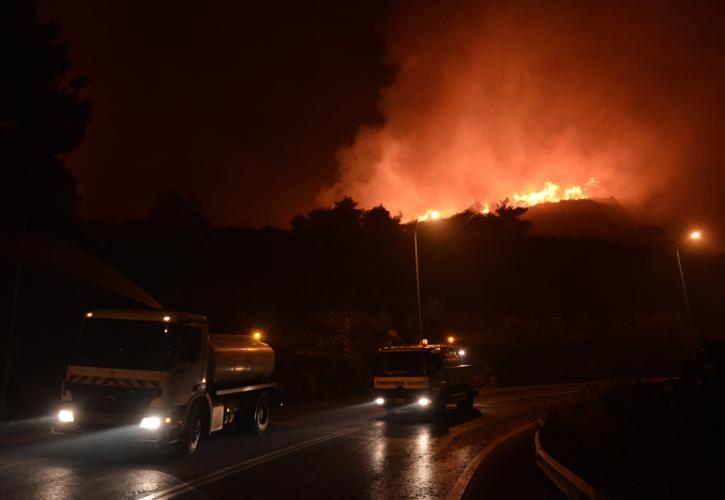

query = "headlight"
[375,397,385,406]
[139,416,162,430]
[58,409,74,423]
[418,397,431,407]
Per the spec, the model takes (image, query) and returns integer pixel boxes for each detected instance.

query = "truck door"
[169,324,205,407]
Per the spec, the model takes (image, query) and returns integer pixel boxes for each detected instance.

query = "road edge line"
[445,420,536,500]
[141,423,374,500]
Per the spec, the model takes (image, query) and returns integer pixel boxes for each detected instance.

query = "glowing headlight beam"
[139,416,162,430]
[58,409,74,423]
[418,397,431,407]
[375,397,385,406]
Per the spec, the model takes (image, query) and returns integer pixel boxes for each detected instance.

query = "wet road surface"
[0,383,586,499]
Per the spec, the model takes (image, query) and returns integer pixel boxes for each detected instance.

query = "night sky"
[39,0,392,226]
[40,1,725,243]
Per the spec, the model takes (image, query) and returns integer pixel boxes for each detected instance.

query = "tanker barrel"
[208,334,274,387]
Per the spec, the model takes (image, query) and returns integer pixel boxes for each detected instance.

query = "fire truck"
[373,340,476,412]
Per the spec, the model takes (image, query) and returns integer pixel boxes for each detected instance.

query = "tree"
[493,198,531,236]
[361,205,400,235]
[291,196,364,236]
[0,1,91,235]
[147,190,208,235]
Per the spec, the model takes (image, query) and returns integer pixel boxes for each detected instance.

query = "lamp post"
[414,225,423,339]
[675,230,702,328]
[413,210,440,339]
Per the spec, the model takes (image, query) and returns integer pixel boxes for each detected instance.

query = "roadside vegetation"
[541,338,725,498]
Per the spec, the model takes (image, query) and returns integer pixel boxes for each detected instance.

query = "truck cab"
[373,342,476,413]
[54,310,275,454]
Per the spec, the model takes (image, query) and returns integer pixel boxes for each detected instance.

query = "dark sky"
[39,1,392,226]
[40,1,725,246]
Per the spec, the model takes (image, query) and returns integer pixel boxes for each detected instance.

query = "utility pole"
[414,224,423,339]
[675,247,694,328]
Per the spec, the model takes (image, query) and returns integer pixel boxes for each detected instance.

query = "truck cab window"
[177,326,202,363]
[431,353,444,370]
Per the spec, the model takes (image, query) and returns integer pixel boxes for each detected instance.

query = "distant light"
[418,397,430,407]
[447,336,455,344]
[418,209,443,222]
[58,409,74,423]
[163,315,171,322]
[164,416,172,424]
[253,331,262,341]
[140,416,161,430]
[458,349,466,357]
[690,230,702,240]
[421,339,428,346]
[86,312,93,318]
[375,397,385,406]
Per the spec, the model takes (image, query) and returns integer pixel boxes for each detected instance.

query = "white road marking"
[445,421,536,500]
[434,389,580,454]
[140,423,375,500]
[0,458,44,471]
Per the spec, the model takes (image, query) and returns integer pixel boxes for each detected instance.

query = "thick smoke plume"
[320,0,725,242]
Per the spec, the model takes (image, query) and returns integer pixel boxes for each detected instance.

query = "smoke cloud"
[320,0,725,239]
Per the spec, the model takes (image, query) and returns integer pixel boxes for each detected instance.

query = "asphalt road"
[0,383,585,499]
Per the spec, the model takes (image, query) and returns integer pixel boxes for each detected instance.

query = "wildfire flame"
[512,178,596,207]
[418,209,443,222]
[417,178,597,221]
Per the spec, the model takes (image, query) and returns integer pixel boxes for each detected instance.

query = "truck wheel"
[434,397,447,414]
[178,404,203,455]
[251,392,270,435]
[456,396,474,412]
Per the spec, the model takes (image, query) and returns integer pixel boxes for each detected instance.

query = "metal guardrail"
[535,425,607,500]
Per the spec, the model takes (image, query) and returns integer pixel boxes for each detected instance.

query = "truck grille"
[66,382,161,413]
[67,374,160,388]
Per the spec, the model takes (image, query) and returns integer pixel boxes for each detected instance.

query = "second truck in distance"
[373,340,476,413]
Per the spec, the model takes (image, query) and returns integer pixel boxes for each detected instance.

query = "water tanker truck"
[373,340,476,413]
[53,310,275,454]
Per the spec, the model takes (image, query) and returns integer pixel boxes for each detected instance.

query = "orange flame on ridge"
[512,178,596,207]
[416,178,597,220]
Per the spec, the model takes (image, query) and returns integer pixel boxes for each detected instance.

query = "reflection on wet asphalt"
[0,383,586,500]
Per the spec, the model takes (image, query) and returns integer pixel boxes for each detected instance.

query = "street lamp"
[675,229,702,327]
[413,211,441,339]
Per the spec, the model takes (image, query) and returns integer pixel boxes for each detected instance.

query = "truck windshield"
[375,351,431,376]
[72,319,177,371]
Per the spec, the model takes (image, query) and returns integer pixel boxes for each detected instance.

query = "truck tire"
[456,396,474,411]
[250,392,271,435]
[177,404,204,455]
[434,396,447,414]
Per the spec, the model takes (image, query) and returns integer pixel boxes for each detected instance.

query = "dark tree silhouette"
[0,0,91,236]
[292,196,365,236]
[494,198,531,236]
[147,190,208,234]
[361,205,401,235]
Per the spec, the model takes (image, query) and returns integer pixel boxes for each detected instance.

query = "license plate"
[395,398,405,405]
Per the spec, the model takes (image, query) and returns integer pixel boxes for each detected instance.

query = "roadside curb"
[446,421,536,500]
[535,422,606,500]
